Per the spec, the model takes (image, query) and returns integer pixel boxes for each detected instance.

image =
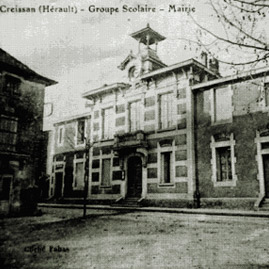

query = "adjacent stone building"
[0,48,56,215]
[193,67,269,209]
[50,114,91,199]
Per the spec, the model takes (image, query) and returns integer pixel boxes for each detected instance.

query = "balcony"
[113,130,148,153]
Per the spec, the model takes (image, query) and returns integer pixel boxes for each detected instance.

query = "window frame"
[160,151,172,184]
[216,146,232,182]
[73,158,85,190]
[101,158,112,187]
[263,82,269,107]
[0,115,18,151]
[4,75,21,95]
[159,91,176,130]
[129,100,142,132]
[102,107,114,140]
[158,141,175,187]
[211,134,237,187]
[57,126,64,147]
[75,119,86,147]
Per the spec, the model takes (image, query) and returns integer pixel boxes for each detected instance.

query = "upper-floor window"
[76,119,86,146]
[129,100,142,132]
[211,86,233,123]
[4,75,20,95]
[0,116,18,151]
[160,92,175,129]
[103,107,114,140]
[57,126,64,146]
[264,83,269,107]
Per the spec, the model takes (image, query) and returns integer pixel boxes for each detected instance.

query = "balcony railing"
[113,130,148,151]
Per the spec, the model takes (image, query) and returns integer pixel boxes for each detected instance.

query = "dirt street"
[1,207,269,269]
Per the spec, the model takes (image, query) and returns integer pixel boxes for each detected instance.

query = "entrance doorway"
[55,172,63,198]
[0,175,12,201]
[127,156,142,197]
[263,155,269,198]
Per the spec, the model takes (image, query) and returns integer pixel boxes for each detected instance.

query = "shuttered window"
[74,162,84,190]
[57,126,64,146]
[129,101,141,132]
[160,93,174,129]
[214,87,232,122]
[101,159,111,186]
[103,108,114,139]
[77,119,85,145]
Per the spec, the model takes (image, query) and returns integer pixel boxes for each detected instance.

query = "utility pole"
[83,138,90,217]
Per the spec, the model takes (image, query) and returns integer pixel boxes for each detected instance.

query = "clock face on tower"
[128,66,137,81]
[128,61,142,81]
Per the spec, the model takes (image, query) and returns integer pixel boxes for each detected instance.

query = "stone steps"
[111,197,143,207]
[260,199,269,211]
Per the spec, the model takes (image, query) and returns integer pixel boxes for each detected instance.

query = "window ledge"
[157,126,176,133]
[75,143,86,148]
[213,181,236,187]
[100,185,112,189]
[73,187,84,191]
[158,183,175,188]
[211,119,233,126]
[100,138,114,142]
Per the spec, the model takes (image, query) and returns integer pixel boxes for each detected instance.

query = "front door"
[263,155,269,198]
[55,172,63,198]
[127,156,142,197]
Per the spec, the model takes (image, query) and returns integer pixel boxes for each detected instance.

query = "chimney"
[209,57,219,75]
[200,51,208,67]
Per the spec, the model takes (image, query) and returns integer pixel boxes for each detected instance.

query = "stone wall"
[195,78,269,203]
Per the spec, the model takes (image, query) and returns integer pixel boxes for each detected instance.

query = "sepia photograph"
[0,0,269,268]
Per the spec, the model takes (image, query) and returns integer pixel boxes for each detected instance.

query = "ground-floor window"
[0,176,11,200]
[74,162,84,190]
[161,152,171,184]
[216,147,232,182]
[211,134,237,187]
[101,158,111,187]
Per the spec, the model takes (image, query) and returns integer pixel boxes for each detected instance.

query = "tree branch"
[190,13,268,51]
[210,0,268,48]
[232,0,269,7]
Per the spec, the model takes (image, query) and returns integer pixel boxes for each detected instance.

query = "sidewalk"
[38,202,269,218]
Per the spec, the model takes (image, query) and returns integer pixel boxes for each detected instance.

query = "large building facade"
[0,48,56,215]
[47,25,218,207]
[47,25,269,209]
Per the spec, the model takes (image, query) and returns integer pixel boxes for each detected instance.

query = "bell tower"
[119,24,166,81]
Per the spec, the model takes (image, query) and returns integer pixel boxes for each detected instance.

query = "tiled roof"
[0,48,57,86]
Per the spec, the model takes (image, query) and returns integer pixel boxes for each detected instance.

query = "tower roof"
[130,24,166,45]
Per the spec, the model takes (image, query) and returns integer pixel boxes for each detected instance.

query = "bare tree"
[186,0,269,71]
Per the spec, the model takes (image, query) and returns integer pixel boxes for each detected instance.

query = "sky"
[0,0,222,128]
